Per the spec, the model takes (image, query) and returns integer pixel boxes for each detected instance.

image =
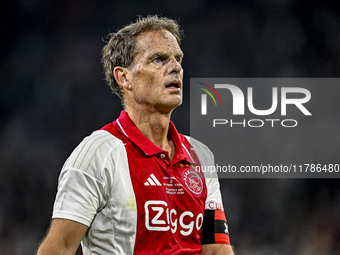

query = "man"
[37,15,234,255]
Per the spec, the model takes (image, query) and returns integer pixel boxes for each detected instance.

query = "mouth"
[165,80,181,89]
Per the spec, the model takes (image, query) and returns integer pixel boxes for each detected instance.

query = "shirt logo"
[144,173,162,186]
[144,200,203,236]
[182,169,204,195]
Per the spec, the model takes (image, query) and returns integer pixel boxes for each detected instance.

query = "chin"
[169,98,182,108]
[157,99,182,113]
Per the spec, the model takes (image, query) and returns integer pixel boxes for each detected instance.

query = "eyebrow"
[148,52,167,60]
[148,51,184,61]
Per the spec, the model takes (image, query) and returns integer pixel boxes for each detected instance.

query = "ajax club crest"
[182,168,204,196]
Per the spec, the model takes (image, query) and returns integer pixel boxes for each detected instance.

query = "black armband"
[201,210,230,245]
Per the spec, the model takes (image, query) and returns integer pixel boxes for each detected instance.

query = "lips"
[166,84,179,88]
[165,80,181,89]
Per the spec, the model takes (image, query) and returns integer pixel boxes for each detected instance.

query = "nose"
[169,57,182,74]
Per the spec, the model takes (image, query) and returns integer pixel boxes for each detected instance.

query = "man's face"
[127,29,184,113]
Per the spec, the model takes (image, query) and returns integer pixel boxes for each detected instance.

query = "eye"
[153,57,163,63]
[175,56,182,63]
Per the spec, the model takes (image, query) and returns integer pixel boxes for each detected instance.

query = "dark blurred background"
[1,0,340,254]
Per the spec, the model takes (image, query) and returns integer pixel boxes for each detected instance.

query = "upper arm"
[37,218,88,255]
[188,137,233,250]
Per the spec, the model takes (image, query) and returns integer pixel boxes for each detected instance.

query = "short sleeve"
[52,168,107,226]
[52,130,113,226]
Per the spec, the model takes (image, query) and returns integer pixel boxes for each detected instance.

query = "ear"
[114,66,132,90]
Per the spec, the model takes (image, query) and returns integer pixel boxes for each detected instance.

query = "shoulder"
[181,135,218,180]
[62,129,125,173]
[182,135,214,162]
[182,135,210,149]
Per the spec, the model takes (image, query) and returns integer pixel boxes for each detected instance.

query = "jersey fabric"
[52,110,230,254]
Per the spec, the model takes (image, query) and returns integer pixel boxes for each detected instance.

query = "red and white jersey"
[53,111,230,254]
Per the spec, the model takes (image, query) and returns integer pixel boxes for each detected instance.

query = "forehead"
[134,30,182,57]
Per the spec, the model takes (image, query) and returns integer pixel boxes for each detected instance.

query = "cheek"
[131,68,146,86]
[136,71,158,88]
[180,69,184,78]
[131,64,142,76]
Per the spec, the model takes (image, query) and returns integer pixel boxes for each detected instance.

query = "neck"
[125,106,175,158]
